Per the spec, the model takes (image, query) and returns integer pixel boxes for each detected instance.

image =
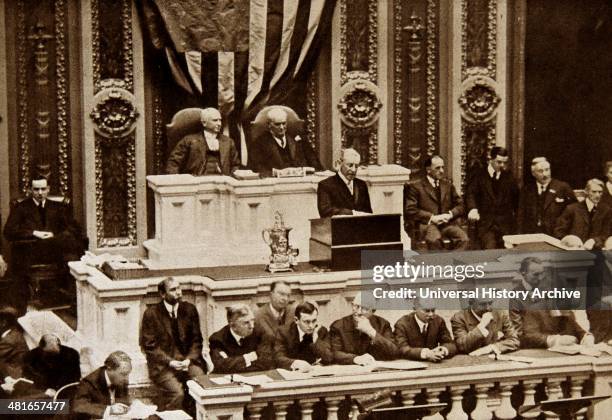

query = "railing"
[189,351,612,420]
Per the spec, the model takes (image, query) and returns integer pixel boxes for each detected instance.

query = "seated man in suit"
[317,148,372,217]
[601,161,612,210]
[517,157,576,236]
[522,308,593,349]
[554,179,612,250]
[509,257,549,340]
[0,306,28,379]
[466,146,519,249]
[72,351,131,419]
[451,297,519,356]
[23,334,81,399]
[587,237,612,344]
[255,280,294,341]
[165,107,240,176]
[209,304,271,373]
[274,301,333,371]
[3,175,83,271]
[139,277,208,411]
[404,155,468,250]
[249,107,321,176]
[394,296,456,362]
[330,294,397,365]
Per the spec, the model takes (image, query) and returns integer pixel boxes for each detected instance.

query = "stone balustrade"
[188,353,612,420]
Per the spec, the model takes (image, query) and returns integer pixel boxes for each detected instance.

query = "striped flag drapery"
[137,0,337,164]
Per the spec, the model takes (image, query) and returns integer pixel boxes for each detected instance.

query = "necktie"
[170,307,183,354]
[38,203,46,227]
[421,324,428,337]
[434,181,442,214]
[237,337,243,346]
[302,334,313,345]
[588,206,596,236]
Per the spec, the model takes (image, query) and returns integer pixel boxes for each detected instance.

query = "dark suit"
[508,283,551,342]
[317,174,372,217]
[254,303,294,341]
[466,168,519,248]
[209,325,272,373]
[139,301,206,410]
[165,132,240,176]
[0,327,28,379]
[250,132,321,176]
[404,177,467,250]
[274,323,333,369]
[23,345,81,392]
[521,311,587,349]
[554,201,612,249]
[72,367,129,419]
[601,183,612,210]
[329,315,398,364]
[450,309,519,354]
[517,179,576,236]
[393,312,456,360]
[587,300,612,344]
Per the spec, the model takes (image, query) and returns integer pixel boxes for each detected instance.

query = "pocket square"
[219,351,228,358]
[555,197,565,203]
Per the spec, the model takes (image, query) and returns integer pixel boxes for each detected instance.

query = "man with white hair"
[517,157,576,235]
[250,107,321,175]
[317,148,372,217]
[554,179,612,250]
[165,107,240,176]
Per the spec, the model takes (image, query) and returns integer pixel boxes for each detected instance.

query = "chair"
[165,107,205,159]
[53,381,79,402]
[250,105,305,141]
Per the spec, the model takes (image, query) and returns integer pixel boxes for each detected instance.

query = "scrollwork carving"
[338,72,382,129]
[458,68,500,124]
[89,79,139,142]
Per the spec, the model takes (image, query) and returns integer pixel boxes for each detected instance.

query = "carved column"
[81,0,146,255]
[446,385,469,420]
[520,380,542,419]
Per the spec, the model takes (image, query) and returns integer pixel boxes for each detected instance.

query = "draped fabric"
[137,0,337,165]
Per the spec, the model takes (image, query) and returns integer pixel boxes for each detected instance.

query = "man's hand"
[432,346,449,359]
[429,215,446,225]
[0,255,7,277]
[421,348,444,362]
[290,360,312,372]
[354,316,377,339]
[478,312,494,329]
[109,403,129,415]
[169,360,184,371]
[33,230,54,239]
[0,377,15,394]
[468,209,480,222]
[44,388,57,398]
[353,211,371,216]
[244,351,258,364]
[581,334,595,347]
[469,344,499,357]
[547,334,578,348]
[353,353,376,366]
[583,239,596,250]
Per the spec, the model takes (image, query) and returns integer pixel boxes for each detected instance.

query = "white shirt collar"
[296,323,318,343]
[536,181,550,193]
[521,278,533,291]
[487,165,500,180]
[1,328,11,339]
[230,328,244,345]
[32,198,46,208]
[274,135,286,149]
[338,171,353,188]
[269,303,283,320]
[413,314,428,333]
[204,130,219,151]
[426,175,438,188]
[585,198,596,212]
[163,300,178,317]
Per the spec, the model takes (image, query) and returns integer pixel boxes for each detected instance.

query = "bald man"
[317,148,372,217]
[165,107,240,176]
[249,107,321,176]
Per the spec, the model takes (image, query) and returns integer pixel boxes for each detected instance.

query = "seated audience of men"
[601,161,612,210]
[209,304,271,373]
[255,280,294,341]
[139,277,207,411]
[165,107,240,176]
[317,148,372,217]
[0,306,28,397]
[404,155,468,250]
[394,296,456,362]
[23,333,81,399]
[587,236,612,344]
[522,307,593,349]
[249,107,321,176]
[517,157,576,236]
[274,301,333,371]
[330,294,397,365]
[72,351,131,419]
[509,257,549,339]
[466,146,519,249]
[451,297,519,356]
[554,179,612,250]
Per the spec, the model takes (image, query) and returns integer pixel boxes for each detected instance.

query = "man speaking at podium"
[317,148,372,217]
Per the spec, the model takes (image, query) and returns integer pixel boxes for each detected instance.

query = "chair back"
[166,108,204,156]
[53,381,79,402]
[250,105,305,141]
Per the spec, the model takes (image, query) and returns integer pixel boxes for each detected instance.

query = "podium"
[309,214,403,270]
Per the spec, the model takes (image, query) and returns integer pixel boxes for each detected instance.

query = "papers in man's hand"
[489,354,538,364]
[233,169,259,180]
[372,360,428,371]
[124,399,157,419]
[549,344,603,357]
[232,374,273,386]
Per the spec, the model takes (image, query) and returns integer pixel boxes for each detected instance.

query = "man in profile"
[209,304,272,373]
[554,179,612,250]
[72,351,131,419]
[517,157,576,235]
[317,148,372,217]
[139,277,207,411]
[522,308,593,349]
[254,281,294,340]
[274,301,333,371]
[165,107,240,176]
[249,107,321,176]
[451,297,519,356]
[394,296,456,362]
[466,146,519,249]
[601,161,612,210]
[404,155,467,250]
[330,294,397,365]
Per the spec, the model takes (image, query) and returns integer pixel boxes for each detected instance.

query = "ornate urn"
[262,211,299,272]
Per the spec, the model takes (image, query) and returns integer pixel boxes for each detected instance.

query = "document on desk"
[156,410,192,420]
[492,354,538,364]
[372,360,428,371]
[549,344,602,357]
[124,399,157,418]
[209,375,233,385]
[310,364,373,377]
[233,374,274,386]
